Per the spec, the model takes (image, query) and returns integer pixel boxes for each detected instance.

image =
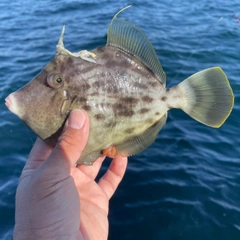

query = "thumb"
[46,109,90,168]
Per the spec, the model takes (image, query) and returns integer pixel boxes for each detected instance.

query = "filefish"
[5,7,234,165]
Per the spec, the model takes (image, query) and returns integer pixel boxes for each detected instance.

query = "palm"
[72,155,125,240]
[72,158,109,239]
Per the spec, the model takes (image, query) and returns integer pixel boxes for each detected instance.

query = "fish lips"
[5,92,24,118]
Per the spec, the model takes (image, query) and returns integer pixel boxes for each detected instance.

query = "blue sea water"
[0,0,240,239]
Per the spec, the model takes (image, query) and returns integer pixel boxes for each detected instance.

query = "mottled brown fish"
[5,7,234,165]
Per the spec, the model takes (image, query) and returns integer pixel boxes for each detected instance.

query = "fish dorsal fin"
[107,6,166,85]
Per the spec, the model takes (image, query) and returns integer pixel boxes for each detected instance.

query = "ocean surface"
[0,0,239,239]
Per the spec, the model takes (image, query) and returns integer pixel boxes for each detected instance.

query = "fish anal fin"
[58,117,167,164]
[114,114,167,157]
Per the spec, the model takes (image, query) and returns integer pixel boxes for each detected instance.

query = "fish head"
[5,26,91,146]
[5,54,73,146]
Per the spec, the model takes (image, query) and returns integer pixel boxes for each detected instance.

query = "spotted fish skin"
[44,46,168,162]
[5,7,234,165]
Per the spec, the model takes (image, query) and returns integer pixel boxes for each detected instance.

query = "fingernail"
[66,109,86,129]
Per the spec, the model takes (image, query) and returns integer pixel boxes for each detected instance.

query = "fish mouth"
[5,93,23,118]
[5,96,11,109]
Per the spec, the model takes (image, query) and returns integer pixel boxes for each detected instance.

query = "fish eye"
[54,76,63,85]
[47,73,64,88]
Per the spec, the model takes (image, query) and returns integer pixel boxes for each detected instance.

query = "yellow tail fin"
[178,67,234,128]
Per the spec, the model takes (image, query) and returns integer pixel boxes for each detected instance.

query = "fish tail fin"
[177,67,234,128]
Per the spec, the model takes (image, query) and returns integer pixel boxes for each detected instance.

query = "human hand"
[14,109,128,240]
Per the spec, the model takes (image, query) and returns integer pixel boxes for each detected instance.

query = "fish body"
[5,7,234,165]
